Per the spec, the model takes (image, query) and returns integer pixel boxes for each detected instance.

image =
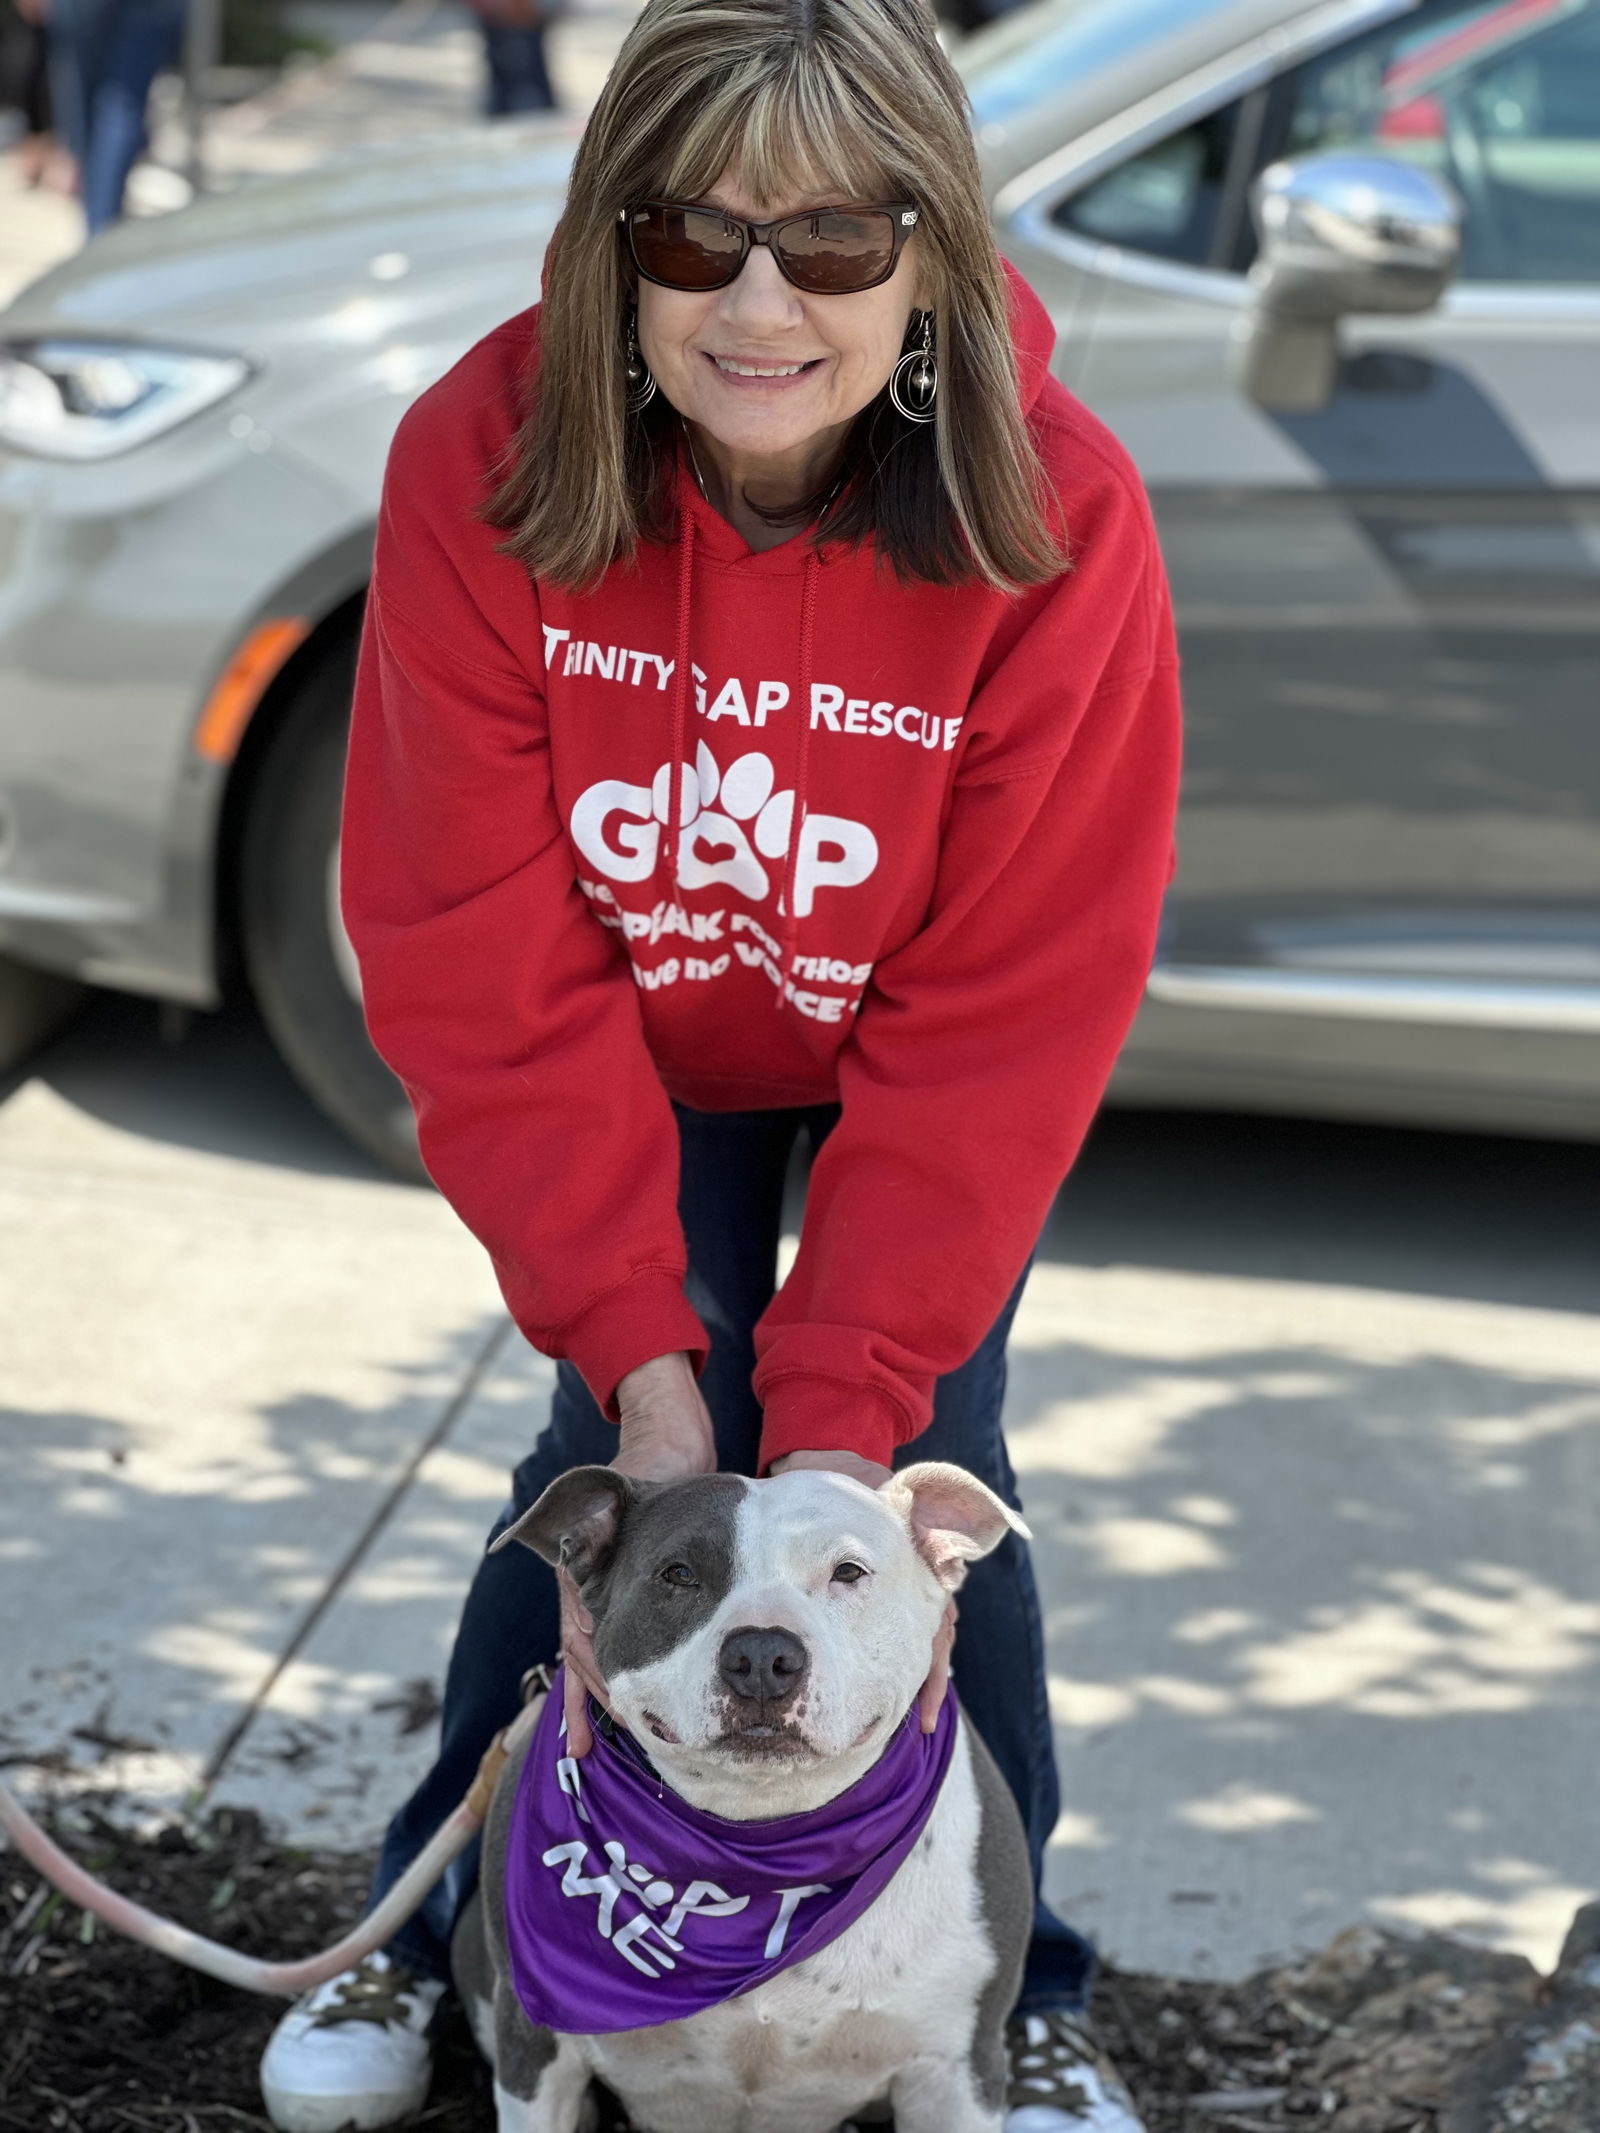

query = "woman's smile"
[701,350,827,388]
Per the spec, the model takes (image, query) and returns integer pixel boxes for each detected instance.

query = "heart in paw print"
[657,743,795,900]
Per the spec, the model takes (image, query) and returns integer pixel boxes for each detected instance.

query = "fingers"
[917,1598,958,1733]
[563,1656,594,1758]
[768,1448,893,1491]
[557,1565,605,1758]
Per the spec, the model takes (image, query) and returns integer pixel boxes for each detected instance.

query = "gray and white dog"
[450,1461,1036,2133]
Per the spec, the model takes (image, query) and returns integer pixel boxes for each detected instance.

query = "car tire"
[241,646,427,1183]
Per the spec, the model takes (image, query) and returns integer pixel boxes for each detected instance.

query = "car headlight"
[0,339,252,461]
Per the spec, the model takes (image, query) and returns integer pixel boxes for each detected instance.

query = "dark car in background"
[1,0,1597,1176]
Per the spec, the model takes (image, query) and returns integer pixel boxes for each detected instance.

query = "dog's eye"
[831,1561,868,1585]
[660,1562,699,1588]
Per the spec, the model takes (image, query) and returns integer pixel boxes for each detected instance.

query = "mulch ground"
[0,1805,1471,2132]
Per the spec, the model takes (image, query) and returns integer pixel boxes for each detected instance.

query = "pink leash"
[0,1688,545,1998]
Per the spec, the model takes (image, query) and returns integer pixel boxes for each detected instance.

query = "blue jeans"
[48,0,181,231]
[372,1102,1093,2015]
[480,21,553,114]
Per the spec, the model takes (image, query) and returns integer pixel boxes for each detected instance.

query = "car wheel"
[241,646,427,1182]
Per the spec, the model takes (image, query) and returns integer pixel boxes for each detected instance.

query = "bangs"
[654,54,902,207]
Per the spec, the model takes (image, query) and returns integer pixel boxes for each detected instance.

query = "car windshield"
[959,0,1234,130]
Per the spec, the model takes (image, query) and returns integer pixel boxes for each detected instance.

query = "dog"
[448,1460,1036,2133]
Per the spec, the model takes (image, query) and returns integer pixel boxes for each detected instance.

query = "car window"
[1050,103,1242,265]
[1279,0,1600,282]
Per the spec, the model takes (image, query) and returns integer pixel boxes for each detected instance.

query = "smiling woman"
[274,0,1184,2126]
[493,0,1063,585]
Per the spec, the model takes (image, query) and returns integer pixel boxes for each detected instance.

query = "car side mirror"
[1233,151,1462,413]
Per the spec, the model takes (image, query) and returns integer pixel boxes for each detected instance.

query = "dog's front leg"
[490,1981,593,2133]
[890,2052,1003,2133]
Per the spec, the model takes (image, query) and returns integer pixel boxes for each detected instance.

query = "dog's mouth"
[711,1723,818,1760]
[638,1703,887,1760]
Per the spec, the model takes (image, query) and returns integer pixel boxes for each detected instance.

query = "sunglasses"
[621,200,920,296]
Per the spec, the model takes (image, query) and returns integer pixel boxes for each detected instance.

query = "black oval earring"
[889,311,936,425]
[624,306,657,414]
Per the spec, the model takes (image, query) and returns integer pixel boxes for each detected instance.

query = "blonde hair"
[490,0,1065,591]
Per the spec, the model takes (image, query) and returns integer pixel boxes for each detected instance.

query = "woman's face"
[634,167,923,464]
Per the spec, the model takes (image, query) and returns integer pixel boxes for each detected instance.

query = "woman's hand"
[767,1446,891,1492]
[561,1352,714,1755]
[768,1448,956,1732]
[613,1350,716,1480]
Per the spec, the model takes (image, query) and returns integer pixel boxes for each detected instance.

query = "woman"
[261,0,1180,2126]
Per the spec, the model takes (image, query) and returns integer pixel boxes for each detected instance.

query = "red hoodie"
[342,266,1181,1472]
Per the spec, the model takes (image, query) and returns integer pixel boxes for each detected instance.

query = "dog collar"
[501,1666,959,2034]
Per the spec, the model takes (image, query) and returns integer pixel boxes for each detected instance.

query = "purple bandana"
[502,1669,959,2034]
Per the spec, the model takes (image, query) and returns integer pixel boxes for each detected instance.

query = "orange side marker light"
[193,616,310,764]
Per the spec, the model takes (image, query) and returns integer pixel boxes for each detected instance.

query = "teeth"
[713,358,808,378]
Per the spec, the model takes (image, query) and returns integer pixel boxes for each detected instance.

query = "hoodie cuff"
[755,1376,909,1475]
[557,1270,710,1421]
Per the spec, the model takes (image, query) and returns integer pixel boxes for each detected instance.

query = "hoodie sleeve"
[341,357,708,1412]
[751,442,1182,1472]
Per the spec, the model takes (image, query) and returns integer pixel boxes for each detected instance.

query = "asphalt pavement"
[1,989,1595,1982]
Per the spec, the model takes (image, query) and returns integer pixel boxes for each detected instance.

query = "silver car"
[2,0,1597,1176]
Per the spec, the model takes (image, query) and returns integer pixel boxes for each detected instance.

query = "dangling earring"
[889,310,937,424]
[624,305,657,414]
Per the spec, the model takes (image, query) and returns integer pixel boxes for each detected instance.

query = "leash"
[0,1673,550,1999]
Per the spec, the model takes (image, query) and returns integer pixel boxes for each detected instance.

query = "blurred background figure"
[0,0,63,188]
[45,0,183,230]
[469,0,561,117]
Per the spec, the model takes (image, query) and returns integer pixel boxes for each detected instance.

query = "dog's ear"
[489,1466,641,1584]
[881,1462,1031,1591]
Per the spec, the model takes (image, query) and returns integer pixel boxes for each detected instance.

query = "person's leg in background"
[479,14,553,116]
[43,0,93,190]
[369,1102,803,1983]
[75,0,180,230]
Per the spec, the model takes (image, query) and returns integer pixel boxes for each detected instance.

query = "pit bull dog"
[449,1461,1036,2133]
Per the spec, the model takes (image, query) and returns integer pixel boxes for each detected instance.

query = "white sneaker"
[259,1951,447,2132]
[1005,2011,1148,2131]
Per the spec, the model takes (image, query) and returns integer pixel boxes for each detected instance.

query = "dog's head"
[495,1464,1027,1813]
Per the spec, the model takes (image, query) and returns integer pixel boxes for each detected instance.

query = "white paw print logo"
[664,743,794,904]
[571,743,877,917]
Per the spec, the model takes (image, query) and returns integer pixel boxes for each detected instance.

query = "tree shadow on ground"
[999,1302,1600,1975]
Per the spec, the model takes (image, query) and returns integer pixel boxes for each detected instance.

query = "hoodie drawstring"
[663,470,819,1016]
[661,511,696,903]
[775,548,819,1007]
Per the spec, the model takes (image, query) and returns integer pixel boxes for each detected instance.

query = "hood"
[1004,257,1056,416]
[0,118,580,342]
[0,120,581,509]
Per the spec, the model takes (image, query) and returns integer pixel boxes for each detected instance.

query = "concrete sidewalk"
[2,991,1596,1981]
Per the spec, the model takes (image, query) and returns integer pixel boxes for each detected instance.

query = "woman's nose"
[717,240,805,332]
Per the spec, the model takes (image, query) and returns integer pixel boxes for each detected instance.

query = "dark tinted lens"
[629,205,745,290]
[774,210,898,293]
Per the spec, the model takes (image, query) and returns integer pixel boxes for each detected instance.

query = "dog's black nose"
[718,1626,809,1701]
